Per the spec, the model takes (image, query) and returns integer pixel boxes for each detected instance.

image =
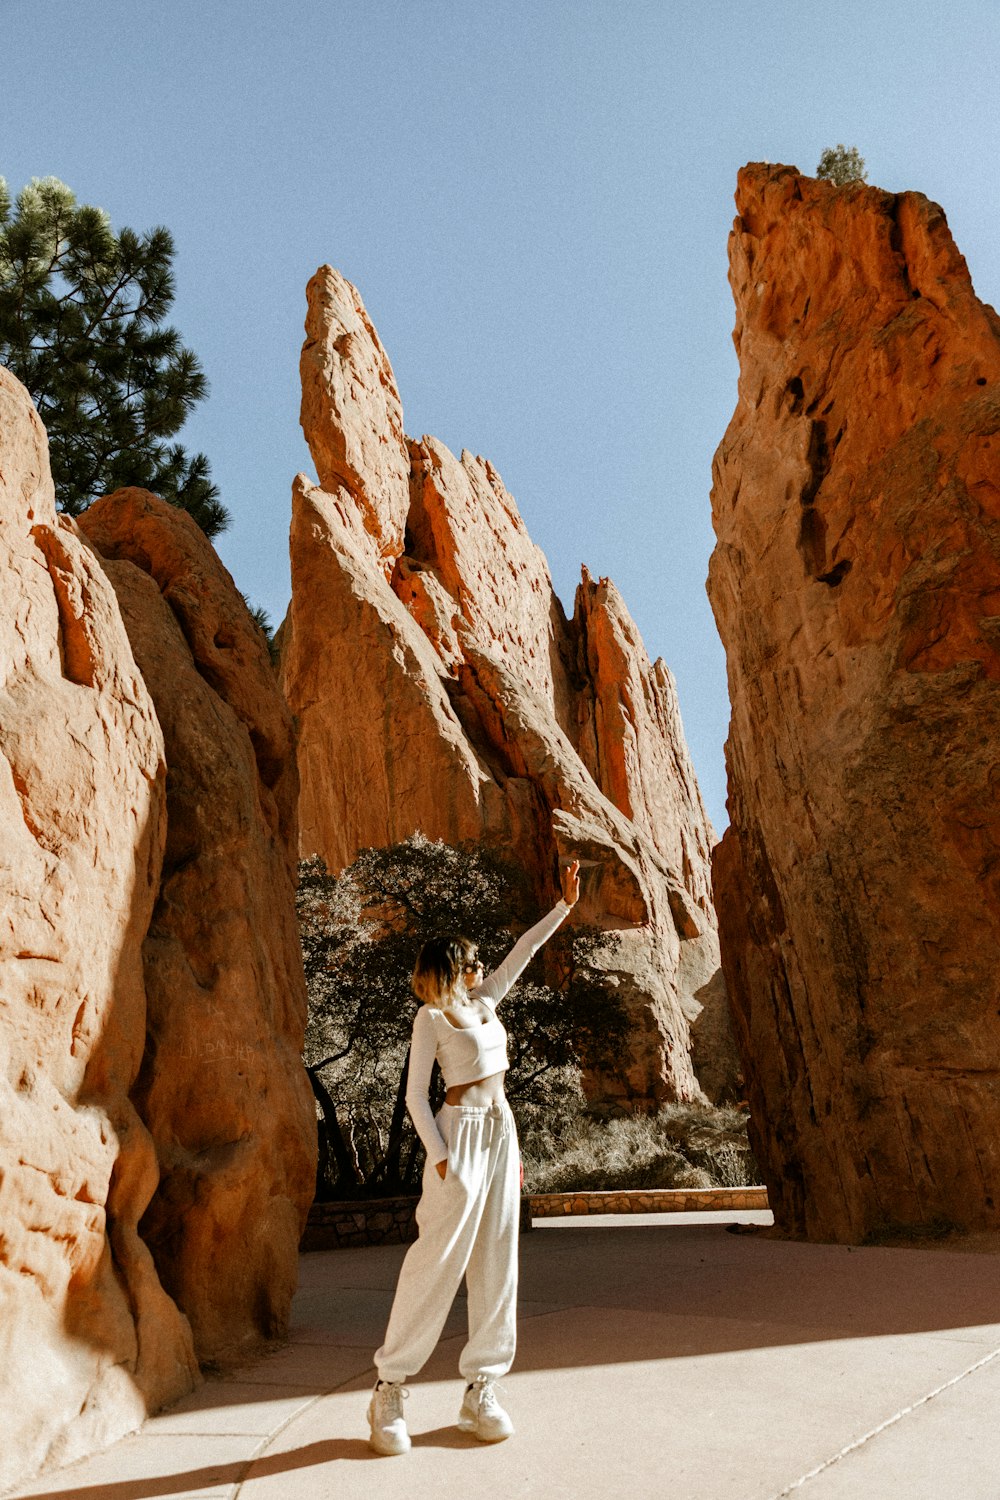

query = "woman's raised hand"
[560,858,581,907]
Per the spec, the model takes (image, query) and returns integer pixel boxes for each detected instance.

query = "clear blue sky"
[3,0,999,832]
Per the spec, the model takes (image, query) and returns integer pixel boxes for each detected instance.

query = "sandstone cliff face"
[80,490,316,1360]
[709,165,1000,1241]
[1,369,317,1492]
[300,264,410,566]
[282,267,729,1105]
[0,370,198,1490]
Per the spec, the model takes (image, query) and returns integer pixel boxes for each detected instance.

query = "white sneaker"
[367,1380,411,1455]
[457,1376,514,1442]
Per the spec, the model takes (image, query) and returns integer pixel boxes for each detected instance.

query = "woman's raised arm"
[474,861,579,1008]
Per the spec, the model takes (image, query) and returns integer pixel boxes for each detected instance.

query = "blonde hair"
[411,934,478,1004]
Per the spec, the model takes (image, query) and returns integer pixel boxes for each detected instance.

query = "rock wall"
[709,165,1000,1241]
[282,266,731,1105]
[0,369,197,1490]
[80,490,317,1360]
[0,372,317,1491]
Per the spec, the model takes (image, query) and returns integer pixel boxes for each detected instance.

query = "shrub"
[815,144,867,186]
[521,1102,760,1193]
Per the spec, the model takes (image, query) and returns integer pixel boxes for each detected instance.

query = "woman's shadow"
[22,1428,484,1499]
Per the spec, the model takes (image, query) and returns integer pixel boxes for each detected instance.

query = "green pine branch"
[0,173,229,537]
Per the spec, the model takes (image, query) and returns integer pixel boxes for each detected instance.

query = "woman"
[368,858,581,1455]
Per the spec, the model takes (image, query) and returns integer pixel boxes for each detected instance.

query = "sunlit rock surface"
[0,370,198,1491]
[709,164,1000,1241]
[80,489,317,1359]
[0,367,317,1492]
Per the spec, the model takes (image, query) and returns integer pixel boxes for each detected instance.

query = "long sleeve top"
[405,901,571,1165]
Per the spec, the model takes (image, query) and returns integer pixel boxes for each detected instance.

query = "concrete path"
[11,1210,1000,1500]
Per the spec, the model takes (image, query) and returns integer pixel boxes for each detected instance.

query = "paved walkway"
[11,1210,1000,1500]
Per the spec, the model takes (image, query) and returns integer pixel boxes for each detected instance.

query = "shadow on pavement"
[19,1438,386,1500]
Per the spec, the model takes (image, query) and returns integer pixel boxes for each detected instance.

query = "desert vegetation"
[815,142,867,184]
[520,1100,758,1194]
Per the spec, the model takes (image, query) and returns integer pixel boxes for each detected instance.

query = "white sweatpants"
[375,1100,520,1383]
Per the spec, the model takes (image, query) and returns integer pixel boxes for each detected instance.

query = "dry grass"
[519,1101,760,1193]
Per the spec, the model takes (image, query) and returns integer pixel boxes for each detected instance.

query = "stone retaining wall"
[301,1197,422,1252]
[301,1187,769,1251]
[529,1186,769,1217]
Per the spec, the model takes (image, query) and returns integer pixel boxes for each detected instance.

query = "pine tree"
[0,175,228,536]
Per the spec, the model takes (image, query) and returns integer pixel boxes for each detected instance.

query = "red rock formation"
[80,490,317,1360]
[573,568,715,919]
[406,435,574,713]
[709,164,1000,1241]
[282,267,729,1105]
[570,569,737,1095]
[0,370,198,1491]
[1,369,317,1490]
[300,263,410,567]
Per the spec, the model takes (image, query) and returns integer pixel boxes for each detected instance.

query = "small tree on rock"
[815,144,867,186]
[0,175,227,536]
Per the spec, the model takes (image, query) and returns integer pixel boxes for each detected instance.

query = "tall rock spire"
[281,266,732,1106]
[709,164,1000,1241]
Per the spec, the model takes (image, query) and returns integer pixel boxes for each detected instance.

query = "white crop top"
[405,901,571,1164]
